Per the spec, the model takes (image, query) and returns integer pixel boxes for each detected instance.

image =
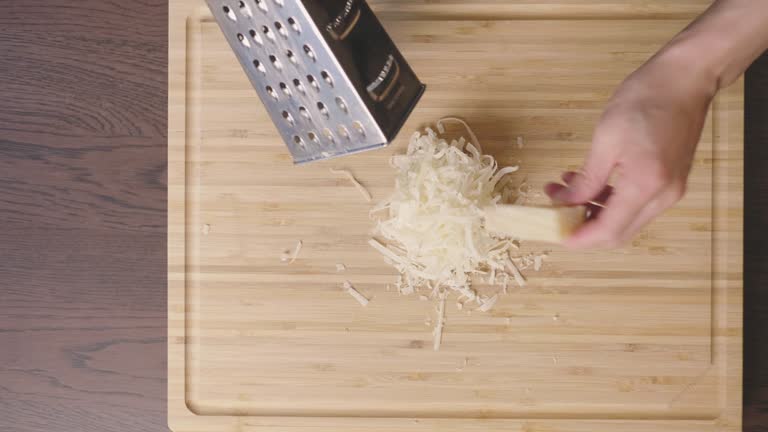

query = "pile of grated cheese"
[369,119,545,349]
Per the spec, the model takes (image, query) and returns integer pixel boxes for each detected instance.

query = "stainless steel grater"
[205,0,426,164]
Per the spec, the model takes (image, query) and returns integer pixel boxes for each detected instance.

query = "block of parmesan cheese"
[483,205,587,244]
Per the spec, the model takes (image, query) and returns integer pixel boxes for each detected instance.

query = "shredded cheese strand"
[282,241,303,264]
[290,240,302,264]
[330,168,373,202]
[433,294,446,351]
[343,281,369,306]
[371,125,521,298]
[436,116,482,153]
[369,122,543,349]
[478,294,499,312]
[506,258,527,287]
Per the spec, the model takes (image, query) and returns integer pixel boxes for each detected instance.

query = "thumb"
[552,150,615,205]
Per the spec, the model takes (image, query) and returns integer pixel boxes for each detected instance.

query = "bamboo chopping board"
[168,1,743,431]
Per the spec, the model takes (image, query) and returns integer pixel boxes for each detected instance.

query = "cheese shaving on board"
[436,117,481,152]
[478,294,499,312]
[281,240,303,264]
[369,121,548,349]
[343,281,369,306]
[433,295,446,351]
[330,168,373,202]
[370,124,521,295]
[506,259,527,287]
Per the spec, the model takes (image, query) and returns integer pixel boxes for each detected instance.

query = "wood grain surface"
[0,1,766,432]
[168,1,741,431]
[0,1,168,432]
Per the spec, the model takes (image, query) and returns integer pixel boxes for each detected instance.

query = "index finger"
[564,182,657,249]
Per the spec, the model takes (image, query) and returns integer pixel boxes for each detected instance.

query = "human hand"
[545,52,717,249]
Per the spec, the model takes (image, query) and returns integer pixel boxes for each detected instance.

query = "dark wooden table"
[0,1,765,431]
[744,52,768,432]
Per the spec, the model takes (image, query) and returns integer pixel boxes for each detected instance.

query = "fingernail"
[562,171,577,184]
[551,186,569,204]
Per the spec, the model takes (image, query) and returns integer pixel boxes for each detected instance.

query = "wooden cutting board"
[168,1,743,431]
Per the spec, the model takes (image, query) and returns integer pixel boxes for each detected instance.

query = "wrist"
[649,36,720,100]
[659,0,768,90]
[622,39,718,109]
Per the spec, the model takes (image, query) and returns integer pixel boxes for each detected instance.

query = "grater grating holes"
[281,110,294,125]
[322,128,335,143]
[238,1,252,17]
[303,44,316,62]
[237,33,251,48]
[265,85,278,100]
[209,0,414,163]
[352,121,366,136]
[287,17,300,34]
[252,59,266,74]
[317,102,329,118]
[286,49,297,64]
[307,75,319,91]
[262,25,275,43]
[335,96,348,114]
[206,0,426,162]
[338,125,350,140]
[248,29,263,45]
[254,0,268,12]
[274,21,288,38]
[321,70,333,87]
[279,82,291,96]
[293,78,306,94]
[298,106,311,122]
[268,55,282,70]
[222,5,237,21]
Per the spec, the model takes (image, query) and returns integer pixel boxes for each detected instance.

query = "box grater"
[205,0,426,164]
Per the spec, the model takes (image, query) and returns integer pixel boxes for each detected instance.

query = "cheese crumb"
[343,281,369,306]
[433,295,447,351]
[478,294,499,312]
[330,168,372,202]
[282,240,303,264]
